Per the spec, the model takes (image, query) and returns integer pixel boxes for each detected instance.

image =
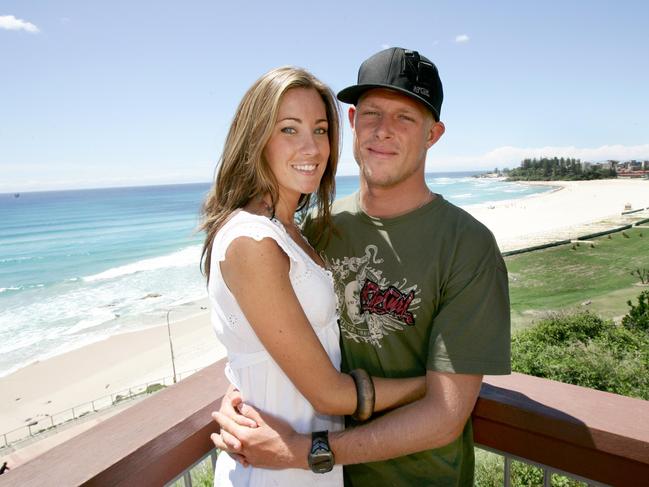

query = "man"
[212,47,511,486]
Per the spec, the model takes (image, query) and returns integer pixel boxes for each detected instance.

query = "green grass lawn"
[505,227,649,330]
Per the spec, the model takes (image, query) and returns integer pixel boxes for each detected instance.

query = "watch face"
[308,451,334,474]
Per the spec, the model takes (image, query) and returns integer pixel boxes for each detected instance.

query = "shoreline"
[0,301,225,435]
[465,179,649,252]
[0,296,211,380]
[2,177,648,449]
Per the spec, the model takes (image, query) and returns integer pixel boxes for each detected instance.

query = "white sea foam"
[0,258,207,377]
[450,193,473,199]
[0,256,36,264]
[61,308,120,336]
[0,329,50,356]
[168,289,209,308]
[0,286,21,293]
[83,245,201,282]
[428,177,455,185]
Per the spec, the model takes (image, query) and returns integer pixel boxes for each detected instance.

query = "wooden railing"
[473,374,649,486]
[1,360,648,486]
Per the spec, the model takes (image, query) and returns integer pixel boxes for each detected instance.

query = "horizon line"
[0,169,489,195]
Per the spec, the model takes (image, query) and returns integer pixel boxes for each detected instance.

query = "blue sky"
[2,1,648,191]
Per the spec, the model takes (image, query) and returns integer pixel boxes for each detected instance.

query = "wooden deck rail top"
[1,360,648,486]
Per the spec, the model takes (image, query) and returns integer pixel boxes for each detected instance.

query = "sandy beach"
[466,179,649,252]
[1,177,648,461]
[0,299,225,438]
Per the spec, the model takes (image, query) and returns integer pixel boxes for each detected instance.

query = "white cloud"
[432,144,649,171]
[455,34,470,43]
[0,15,39,33]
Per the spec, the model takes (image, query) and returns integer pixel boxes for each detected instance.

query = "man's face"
[349,88,444,189]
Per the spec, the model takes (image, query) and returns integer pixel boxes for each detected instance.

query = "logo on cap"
[412,86,430,97]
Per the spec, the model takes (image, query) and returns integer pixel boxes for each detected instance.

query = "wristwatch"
[308,430,335,473]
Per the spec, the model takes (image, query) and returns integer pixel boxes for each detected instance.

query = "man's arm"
[211,370,482,469]
[330,370,481,464]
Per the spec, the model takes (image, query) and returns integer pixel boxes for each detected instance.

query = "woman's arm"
[221,236,425,416]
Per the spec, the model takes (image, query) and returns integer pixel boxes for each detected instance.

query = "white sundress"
[209,210,344,487]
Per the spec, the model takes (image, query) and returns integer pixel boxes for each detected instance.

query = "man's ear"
[426,121,445,149]
[348,106,356,129]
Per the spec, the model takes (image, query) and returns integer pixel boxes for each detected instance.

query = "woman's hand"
[211,399,309,470]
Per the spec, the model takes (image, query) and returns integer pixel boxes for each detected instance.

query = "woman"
[201,67,424,486]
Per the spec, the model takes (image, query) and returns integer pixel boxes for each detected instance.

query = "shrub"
[622,290,649,332]
[474,449,586,487]
[146,383,166,394]
[190,457,215,487]
[513,312,607,345]
[630,267,649,285]
[512,312,649,400]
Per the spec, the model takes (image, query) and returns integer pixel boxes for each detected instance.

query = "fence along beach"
[1,175,648,454]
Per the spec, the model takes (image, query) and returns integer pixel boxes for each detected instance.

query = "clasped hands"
[210,389,309,469]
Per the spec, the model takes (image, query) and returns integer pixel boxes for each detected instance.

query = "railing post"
[182,470,192,487]
[543,468,551,487]
[504,455,511,487]
[210,450,217,470]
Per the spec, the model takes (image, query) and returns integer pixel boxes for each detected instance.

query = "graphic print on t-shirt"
[326,244,421,347]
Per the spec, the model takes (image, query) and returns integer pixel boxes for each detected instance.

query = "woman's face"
[263,87,330,203]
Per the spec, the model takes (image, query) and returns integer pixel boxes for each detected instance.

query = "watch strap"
[308,430,334,473]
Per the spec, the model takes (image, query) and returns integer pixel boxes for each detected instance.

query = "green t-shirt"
[304,192,511,487]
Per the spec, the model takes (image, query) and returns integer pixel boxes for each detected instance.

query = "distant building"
[617,159,649,178]
[603,160,618,171]
[582,160,617,172]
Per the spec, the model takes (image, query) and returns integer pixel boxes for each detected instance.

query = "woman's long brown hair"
[200,66,340,282]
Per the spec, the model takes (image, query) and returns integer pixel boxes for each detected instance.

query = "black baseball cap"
[337,47,443,121]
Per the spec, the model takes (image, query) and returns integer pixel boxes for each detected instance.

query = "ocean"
[0,172,551,377]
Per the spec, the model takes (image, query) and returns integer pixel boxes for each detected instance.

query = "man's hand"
[211,401,309,470]
[210,387,257,467]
